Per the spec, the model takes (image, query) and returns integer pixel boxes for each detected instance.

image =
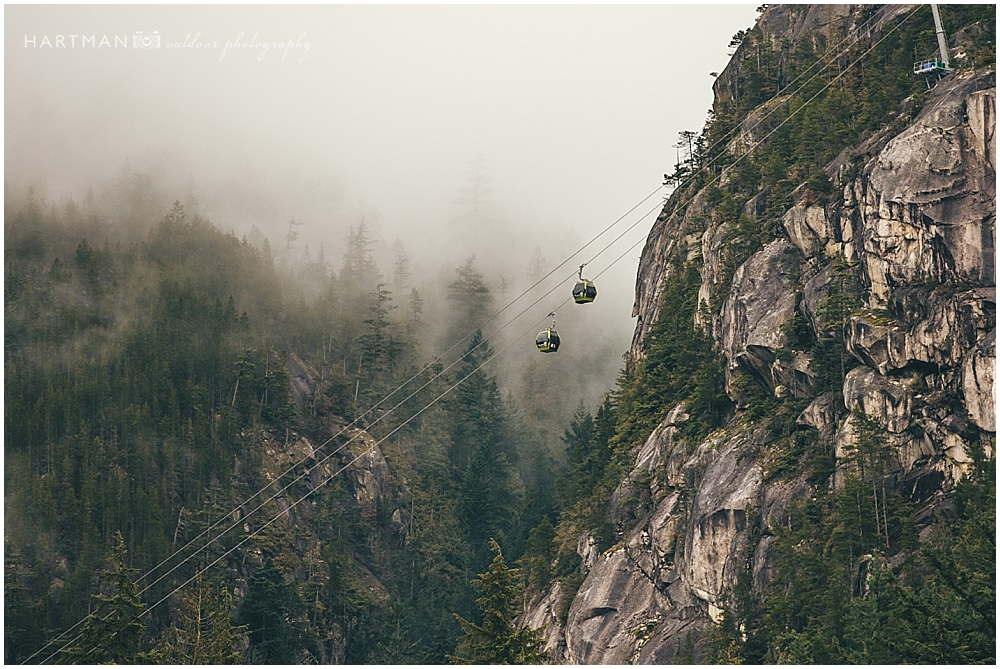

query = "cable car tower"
[913,4,952,85]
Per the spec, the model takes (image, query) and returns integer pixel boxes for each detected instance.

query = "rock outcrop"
[720,239,813,398]
[528,5,994,663]
[632,190,714,359]
[555,422,762,664]
[845,288,995,375]
[859,72,996,307]
[963,329,996,432]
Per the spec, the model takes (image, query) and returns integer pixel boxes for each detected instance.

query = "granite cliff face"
[528,5,994,663]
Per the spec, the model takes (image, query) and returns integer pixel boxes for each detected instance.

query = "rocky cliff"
[527,5,994,663]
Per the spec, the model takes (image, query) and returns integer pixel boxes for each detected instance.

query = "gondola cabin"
[536,311,560,353]
[536,327,560,353]
[573,279,597,304]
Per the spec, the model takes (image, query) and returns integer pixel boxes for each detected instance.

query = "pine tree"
[847,410,892,550]
[153,573,247,664]
[461,440,523,568]
[408,287,424,328]
[340,221,379,292]
[405,406,472,660]
[523,516,556,588]
[358,283,398,410]
[61,531,147,664]
[373,598,422,663]
[556,403,597,507]
[447,257,493,333]
[810,254,861,392]
[448,333,524,564]
[239,557,294,664]
[450,539,548,664]
[449,331,514,466]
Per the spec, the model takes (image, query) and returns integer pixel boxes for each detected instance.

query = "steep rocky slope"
[526,5,994,663]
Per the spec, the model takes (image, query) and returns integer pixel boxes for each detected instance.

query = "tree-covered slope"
[4,193,561,663]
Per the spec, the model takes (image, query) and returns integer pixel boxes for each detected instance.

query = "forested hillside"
[3,188,567,662]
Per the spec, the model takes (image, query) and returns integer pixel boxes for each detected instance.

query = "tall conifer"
[61,532,146,664]
[450,539,548,664]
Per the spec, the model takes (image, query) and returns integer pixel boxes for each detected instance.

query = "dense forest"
[5,3,996,666]
[4,182,578,662]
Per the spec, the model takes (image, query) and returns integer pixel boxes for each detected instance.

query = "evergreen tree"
[340,221,379,292]
[522,516,556,589]
[405,404,473,661]
[556,403,598,508]
[460,439,523,569]
[810,255,861,392]
[612,255,727,456]
[847,410,893,550]
[239,557,294,664]
[450,539,548,664]
[358,283,399,411]
[448,331,513,467]
[449,333,524,564]
[863,443,996,664]
[153,573,247,664]
[447,256,493,333]
[61,532,147,664]
[372,598,422,664]
[407,287,424,328]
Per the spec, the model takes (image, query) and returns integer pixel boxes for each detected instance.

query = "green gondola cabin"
[536,328,560,353]
[573,279,597,303]
[536,312,560,353]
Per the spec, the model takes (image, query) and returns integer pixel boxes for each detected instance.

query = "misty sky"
[5,4,758,396]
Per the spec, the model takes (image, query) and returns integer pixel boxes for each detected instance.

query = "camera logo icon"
[133,31,161,49]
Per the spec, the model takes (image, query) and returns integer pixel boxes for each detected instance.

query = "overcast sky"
[5,3,759,393]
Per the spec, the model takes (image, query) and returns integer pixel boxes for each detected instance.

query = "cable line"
[135,188,664,592]
[656,3,922,255]
[711,6,921,186]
